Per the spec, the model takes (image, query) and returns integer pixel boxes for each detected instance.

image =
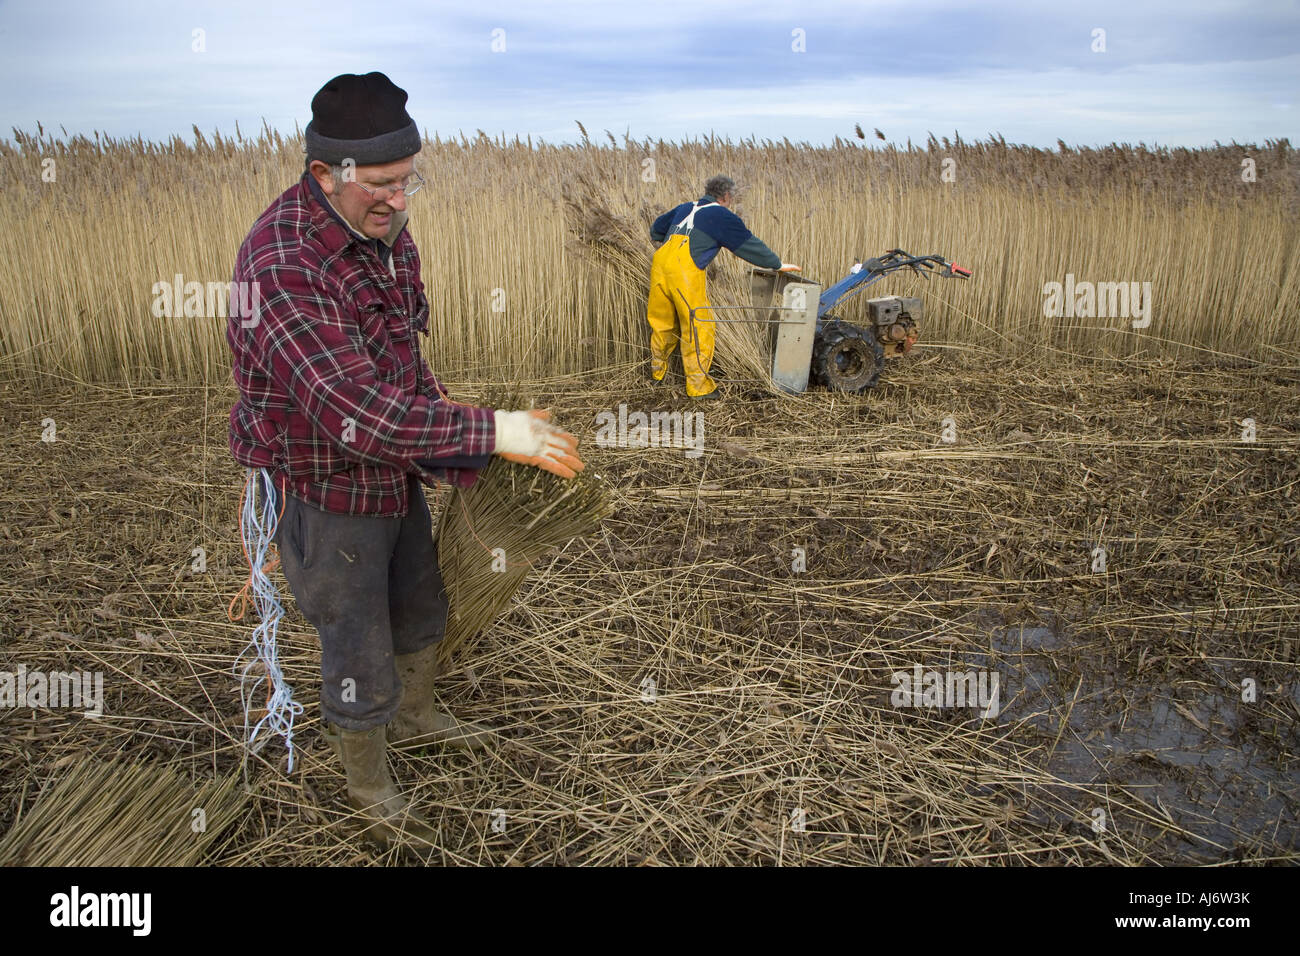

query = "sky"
[1,0,1295,148]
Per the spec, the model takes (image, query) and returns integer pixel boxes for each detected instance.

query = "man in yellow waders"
[647,175,799,398]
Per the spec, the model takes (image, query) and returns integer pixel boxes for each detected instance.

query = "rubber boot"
[323,722,439,851]
[388,642,498,751]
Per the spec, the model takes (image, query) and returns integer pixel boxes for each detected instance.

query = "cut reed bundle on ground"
[0,759,248,866]
[434,403,612,673]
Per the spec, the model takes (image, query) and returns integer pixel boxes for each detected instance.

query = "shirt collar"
[304,173,408,262]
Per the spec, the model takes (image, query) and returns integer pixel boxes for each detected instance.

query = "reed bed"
[1,123,1295,865]
[0,126,1295,387]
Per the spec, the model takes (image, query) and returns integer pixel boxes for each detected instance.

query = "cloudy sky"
[1,0,1295,147]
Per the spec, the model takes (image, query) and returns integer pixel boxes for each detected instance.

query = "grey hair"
[328,163,354,191]
[704,175,735,200]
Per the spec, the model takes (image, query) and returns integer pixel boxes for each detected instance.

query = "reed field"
[0,126,1296,866]
[0,126,1296,385]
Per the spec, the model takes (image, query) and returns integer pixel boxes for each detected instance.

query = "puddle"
[976,619,1299,857]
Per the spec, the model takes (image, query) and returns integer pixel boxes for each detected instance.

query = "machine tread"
[811,318,884,393]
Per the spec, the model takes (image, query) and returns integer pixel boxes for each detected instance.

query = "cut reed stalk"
[434,397,612,673]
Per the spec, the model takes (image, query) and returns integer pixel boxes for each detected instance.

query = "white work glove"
[778,263,802,273]
[493,409,585,479]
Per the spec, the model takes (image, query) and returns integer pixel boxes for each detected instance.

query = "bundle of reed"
[560,172,656,309]
[434,408,611,673]
[0,759,248,866]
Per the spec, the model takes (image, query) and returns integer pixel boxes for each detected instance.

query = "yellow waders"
[646,203,718,397]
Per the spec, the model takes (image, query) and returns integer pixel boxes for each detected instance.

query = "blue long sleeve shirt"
[650,198,782,271]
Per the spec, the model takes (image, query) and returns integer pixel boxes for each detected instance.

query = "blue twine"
[234,468,304,772]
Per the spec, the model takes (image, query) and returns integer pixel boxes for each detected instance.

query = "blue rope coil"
[234,468,304,772]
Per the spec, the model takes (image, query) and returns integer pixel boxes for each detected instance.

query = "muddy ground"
[0,352,1296,865]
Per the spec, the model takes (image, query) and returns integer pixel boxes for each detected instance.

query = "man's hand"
[493,409,585,479]
[778,263,802,273]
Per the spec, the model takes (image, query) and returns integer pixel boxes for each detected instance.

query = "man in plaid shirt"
[227,72,583,850]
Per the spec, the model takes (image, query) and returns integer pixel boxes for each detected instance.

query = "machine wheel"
[811,318,884,393]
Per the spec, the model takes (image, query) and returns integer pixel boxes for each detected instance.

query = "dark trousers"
[270,476,449,731]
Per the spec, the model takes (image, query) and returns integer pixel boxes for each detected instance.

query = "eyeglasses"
[351,169,425,199]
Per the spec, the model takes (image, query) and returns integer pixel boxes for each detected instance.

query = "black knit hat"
[304,72,421,165]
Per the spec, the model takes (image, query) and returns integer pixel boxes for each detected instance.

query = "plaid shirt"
[227,173,495,516]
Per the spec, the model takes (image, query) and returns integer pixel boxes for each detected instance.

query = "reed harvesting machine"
[699,249,971,394]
